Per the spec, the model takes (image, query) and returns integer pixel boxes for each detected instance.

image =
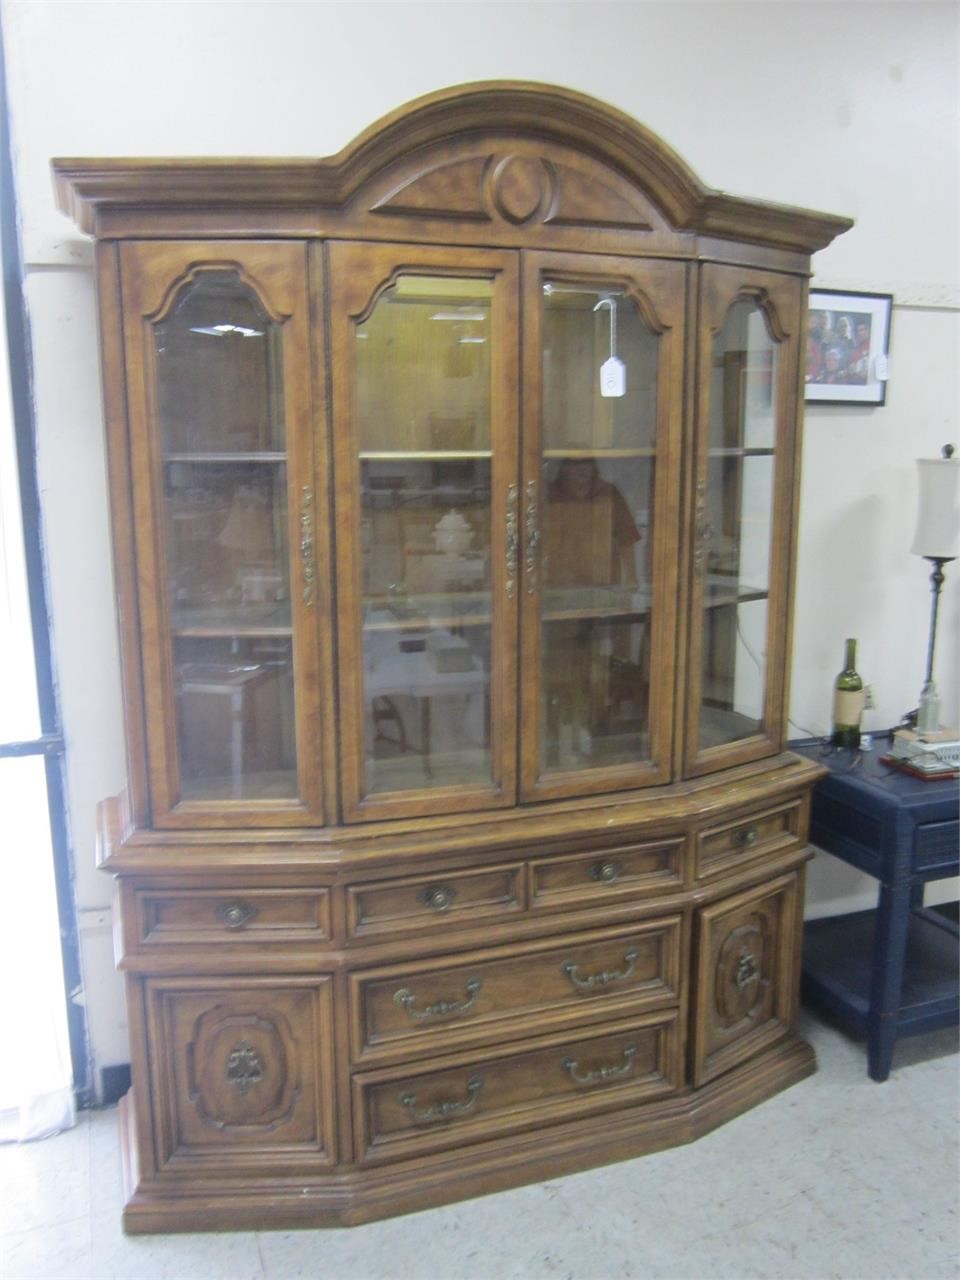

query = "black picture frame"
[805,289,893,406]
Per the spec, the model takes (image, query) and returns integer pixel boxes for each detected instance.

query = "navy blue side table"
[791,736,959,1081]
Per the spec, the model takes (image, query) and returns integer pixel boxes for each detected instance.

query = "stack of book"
[883,727,960,779]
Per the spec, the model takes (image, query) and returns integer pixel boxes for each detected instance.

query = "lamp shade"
[911,453,959,558]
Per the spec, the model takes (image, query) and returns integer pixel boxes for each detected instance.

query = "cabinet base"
[118,1034,815,1233]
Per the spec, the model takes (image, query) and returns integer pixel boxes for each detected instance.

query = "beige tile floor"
[1,1013,956,1280]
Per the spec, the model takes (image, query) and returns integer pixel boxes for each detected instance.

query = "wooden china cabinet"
[54,83,851,1232]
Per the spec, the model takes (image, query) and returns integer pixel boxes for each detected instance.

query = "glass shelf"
[703,579,768,609]
[164,451,287,464]
[172,602,293,637]
[707,447,775,459]
[542,587,651,622]
[543,448,656,460]
[364,595,491,631]
[359,451,492,462]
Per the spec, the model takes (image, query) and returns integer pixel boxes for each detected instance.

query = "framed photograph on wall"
[805,289,892,405]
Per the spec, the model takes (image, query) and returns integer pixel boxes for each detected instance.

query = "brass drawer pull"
[590,859,622,884]
[399,1074,483,1125]
[562,1043,638,1087]
[734,825,759,848]
[562,947,640,991]
[216,901,259,930]
[505,482,519,598]
[421,885,457,913]
[394,977,483,1022]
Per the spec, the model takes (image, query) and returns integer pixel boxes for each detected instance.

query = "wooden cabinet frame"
[54,82,850,1233]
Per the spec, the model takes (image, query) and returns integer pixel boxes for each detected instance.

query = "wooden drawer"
[691,871,802,1085]
[346,863,523,940]
[354,1010,680,1163]
[350,917,682,1061]
[695,800,803,882]
[530,837,685,909]
[133,886,331,947]
[144,976,337,1172]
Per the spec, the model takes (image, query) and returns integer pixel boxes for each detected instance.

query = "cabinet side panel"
[96,241,150,825]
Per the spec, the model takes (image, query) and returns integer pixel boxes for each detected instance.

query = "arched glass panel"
[354,276,495,796]
[154,269,296,801]
[698,299,777,750]
[539,282,658,774]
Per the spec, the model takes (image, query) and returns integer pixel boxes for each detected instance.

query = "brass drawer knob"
[217,901,259,930]
[734,825,759,848]
[591,859,622,884]
[421,885,456,913]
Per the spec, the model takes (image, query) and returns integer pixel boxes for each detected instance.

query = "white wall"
[3,0,957,1078]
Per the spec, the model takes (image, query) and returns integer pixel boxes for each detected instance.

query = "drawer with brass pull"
[354,1010,680,1164]
[345,863,524,941]
[529,836,685,910]
[349,916,681,1062]
[133,886,331,948]
[695,800,803,882]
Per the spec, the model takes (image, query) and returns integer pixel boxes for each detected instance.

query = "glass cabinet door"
[119,242,328,826]
[686,265,804,774]
[519,254,684,800]
[329,244,519,821]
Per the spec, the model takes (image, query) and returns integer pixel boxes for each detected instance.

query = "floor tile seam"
[0,1211,97,1241]
[689,1184,852,1247]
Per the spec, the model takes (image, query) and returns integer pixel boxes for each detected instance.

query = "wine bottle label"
[833,688,865,725]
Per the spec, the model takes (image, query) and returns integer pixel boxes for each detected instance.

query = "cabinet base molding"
[118,1034,814,1233]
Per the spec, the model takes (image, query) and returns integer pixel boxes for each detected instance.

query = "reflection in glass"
[175,637,297,800]
[539,282,657,774]
[543,283,658,452]
[165,460,291,632]
[355,277,495,795]
[357,277,491,454]
[153,267,299,800]
[699,300,777,750]
[155,269,284,455]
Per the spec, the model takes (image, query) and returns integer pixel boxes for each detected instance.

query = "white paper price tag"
[600,356,626,398]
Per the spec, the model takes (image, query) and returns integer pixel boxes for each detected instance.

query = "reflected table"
[366,631,487,780]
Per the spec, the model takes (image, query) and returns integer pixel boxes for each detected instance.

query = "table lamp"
[910,444,959,732]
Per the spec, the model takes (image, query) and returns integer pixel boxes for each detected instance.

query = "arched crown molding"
[53,81,852,252]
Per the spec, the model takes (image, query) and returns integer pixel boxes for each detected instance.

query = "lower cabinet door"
[354,1010,680,1164]
[144,976,337,1173]
[692,871,802,1086]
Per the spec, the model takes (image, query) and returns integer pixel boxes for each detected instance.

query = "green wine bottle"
[831,638,864,748]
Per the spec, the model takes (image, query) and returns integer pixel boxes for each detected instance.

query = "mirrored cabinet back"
[53,82,851,1232]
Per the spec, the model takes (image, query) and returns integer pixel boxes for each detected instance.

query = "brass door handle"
[524,481,539,593]
[505,482,519,597]
[300,485,316,606]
